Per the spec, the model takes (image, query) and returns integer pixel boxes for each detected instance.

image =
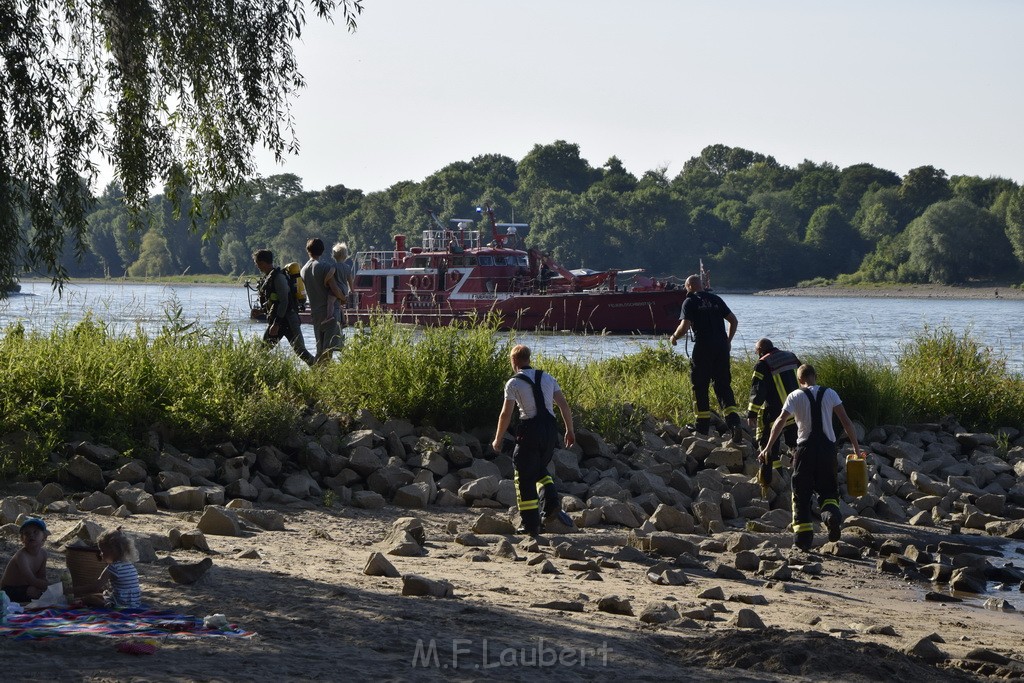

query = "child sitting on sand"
[1,518,50,603]
[77,528,141,609]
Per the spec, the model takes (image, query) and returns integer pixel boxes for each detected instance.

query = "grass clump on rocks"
[305,315,513,432]
[893,327,1024,429]
[1,313,1022,478]
[0,316,305,476]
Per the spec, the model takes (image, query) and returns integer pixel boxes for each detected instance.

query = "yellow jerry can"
[845,452,868,498]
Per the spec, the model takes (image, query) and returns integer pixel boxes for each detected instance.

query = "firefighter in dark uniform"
[492,345,575,535]
[253,249,315,366]
[669,274,743,441]
[748,338,800,498]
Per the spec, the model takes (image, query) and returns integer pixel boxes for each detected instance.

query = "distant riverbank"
[20,275,243,287]
[754,283,1024,300]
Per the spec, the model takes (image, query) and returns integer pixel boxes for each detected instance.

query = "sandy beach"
[2,497,1022,681]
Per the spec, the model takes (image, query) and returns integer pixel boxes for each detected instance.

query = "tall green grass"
[303,315,513,431]
[1,316,1021,478]
[893,327,1024,428]
[530,331,1024,444]
[800,347,901,427]
[0,316,305,475]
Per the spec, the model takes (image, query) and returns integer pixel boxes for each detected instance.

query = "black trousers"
[513,418,559,530]
[690,343,740,434]
[791,439,841,535]
[264,317,314,365]
[757,421,798,465]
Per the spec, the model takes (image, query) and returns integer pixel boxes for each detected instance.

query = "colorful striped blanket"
[0,608,256,641]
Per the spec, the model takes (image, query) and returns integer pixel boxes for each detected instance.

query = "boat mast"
[478,203,506,248]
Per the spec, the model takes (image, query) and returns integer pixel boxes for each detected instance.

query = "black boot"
[516,508,541,535]
[823,510,842,542]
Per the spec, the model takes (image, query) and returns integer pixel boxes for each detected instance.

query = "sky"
[253,0,1024,193]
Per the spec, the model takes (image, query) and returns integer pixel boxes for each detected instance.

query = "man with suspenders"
[492,345,576,535]
[758,364,861,551]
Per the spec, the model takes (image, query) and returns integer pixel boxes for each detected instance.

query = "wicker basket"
[65,544,105,589]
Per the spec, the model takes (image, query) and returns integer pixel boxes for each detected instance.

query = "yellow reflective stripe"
[696,411,711,418]
[724,405,740,416]
[752,370,764,380]
[748,402,763,412]
[822,498,839,510]
[515,470,541,510]
[536,476,553,487]
[792,522,814,532]
[772,461,783,469]
[772,373,787,402]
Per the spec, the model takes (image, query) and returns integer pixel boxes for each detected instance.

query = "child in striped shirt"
[79,528,141,609]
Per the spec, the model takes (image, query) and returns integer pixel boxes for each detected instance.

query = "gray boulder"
[197,505,241,537]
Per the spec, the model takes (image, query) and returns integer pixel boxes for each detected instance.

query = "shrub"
[895,327,1024,430]
[310,315,512,431]
[805,347,901,426]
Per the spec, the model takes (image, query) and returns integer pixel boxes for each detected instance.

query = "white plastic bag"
[26,582,68,610]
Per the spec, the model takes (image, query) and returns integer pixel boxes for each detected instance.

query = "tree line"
[38,141,1024,289]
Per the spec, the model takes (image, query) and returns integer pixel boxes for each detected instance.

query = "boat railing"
[422,229,481,251]
[355,250,403,270]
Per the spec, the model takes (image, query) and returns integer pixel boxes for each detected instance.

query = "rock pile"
[2,411,1023,594]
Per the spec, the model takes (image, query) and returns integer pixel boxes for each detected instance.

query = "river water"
[2,282,1023,373]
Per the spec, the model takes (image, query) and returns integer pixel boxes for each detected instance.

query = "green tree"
[950,175,1018,210]
[790,160,840,222]
[688,207,733,257]
[681,144,770,178]
[517,140,598,195]
[1,0,362,290]
[1005,186,1024,268]
[899,165,952,218]
[836,163,900,216]
[741,210,802,287]
[527,191,599,268]
[218,233,251,276]
[854,186,907,239]
[804,204,863,276]
[271,216,319,267]
[720,160,795,199]
[593,156,638,193]
[903,199,1015,284]
[127,229,174,277]
[848,232,911,283]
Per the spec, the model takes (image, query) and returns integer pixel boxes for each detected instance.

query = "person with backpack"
[758,364,861,551]
[253,249,314,366]
[491,345,575,535]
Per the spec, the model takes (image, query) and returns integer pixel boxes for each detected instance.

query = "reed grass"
[303,315,513,432]
[0,315,305,475]
[0,315,1021,477]
[893,327,1024,429]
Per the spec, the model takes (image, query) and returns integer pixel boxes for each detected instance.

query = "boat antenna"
[426,208,446,231]
[476,203,505,247]
[699,259,712,291]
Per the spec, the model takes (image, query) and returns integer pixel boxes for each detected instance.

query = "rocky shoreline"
[2,411,1024,680]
